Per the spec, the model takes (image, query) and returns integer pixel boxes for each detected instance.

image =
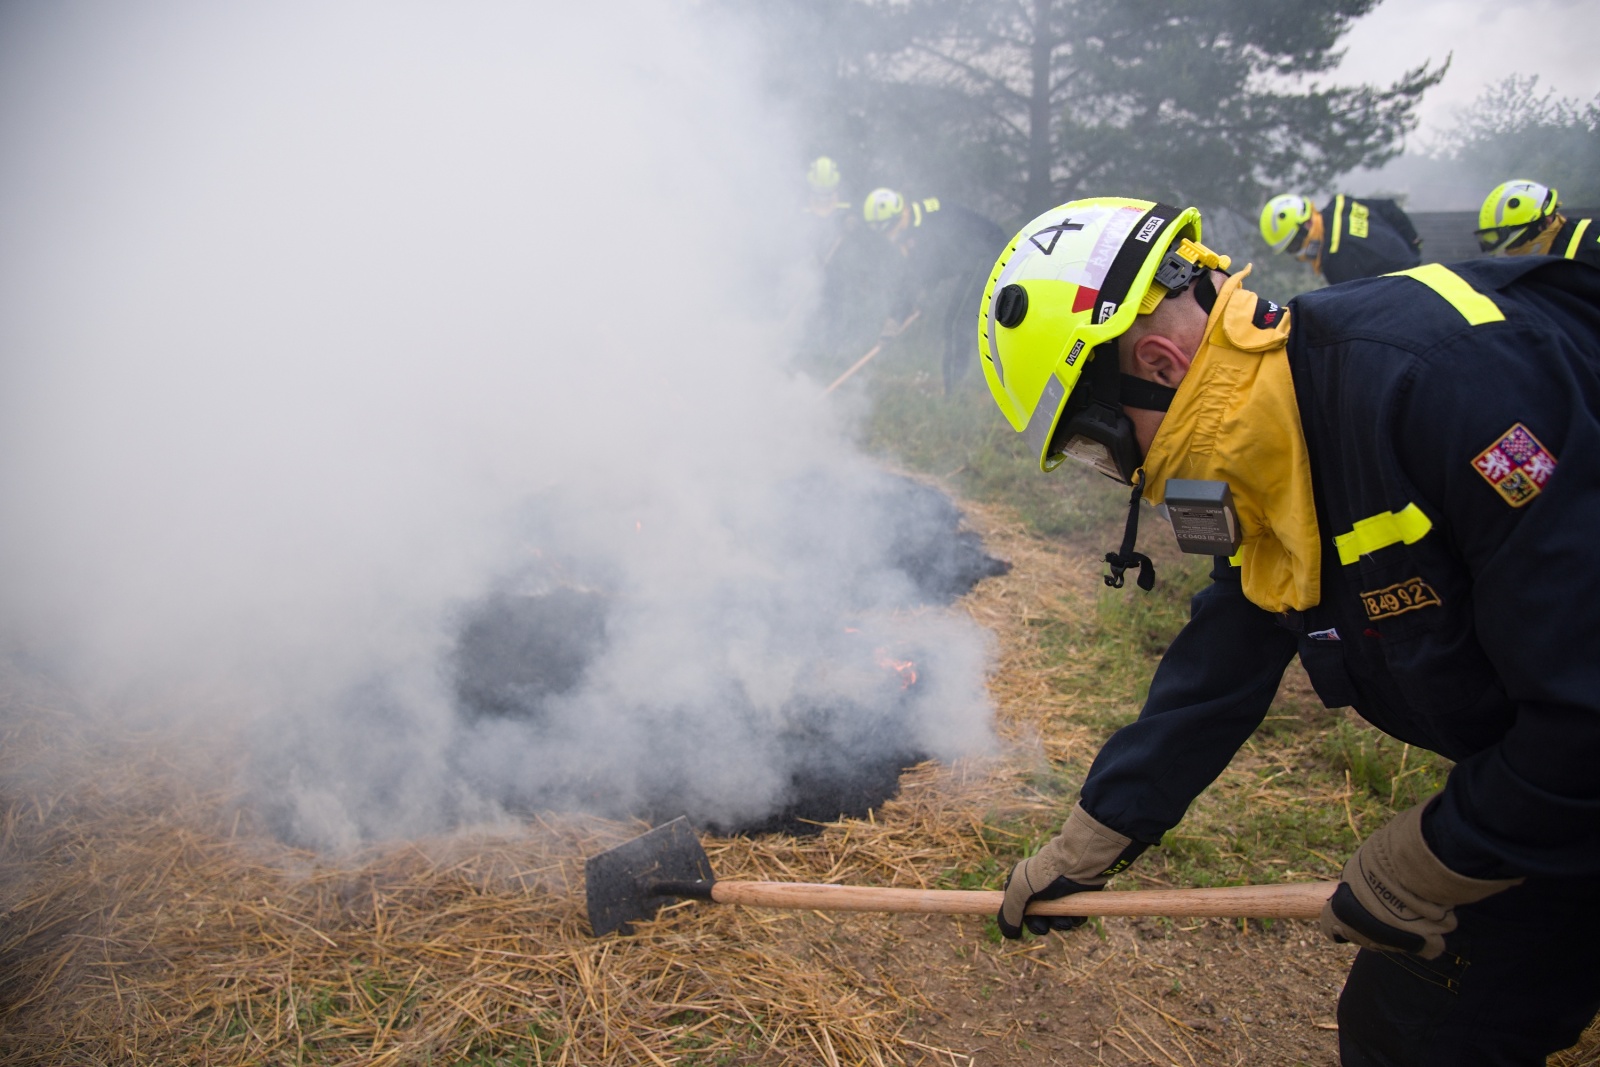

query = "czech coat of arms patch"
[1472,423,1556,507]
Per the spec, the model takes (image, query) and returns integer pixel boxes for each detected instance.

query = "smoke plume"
[0,2,997,848]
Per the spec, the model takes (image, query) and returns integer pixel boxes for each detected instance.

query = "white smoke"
[0,1,996,849]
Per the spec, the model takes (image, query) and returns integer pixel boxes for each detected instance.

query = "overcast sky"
[1336,0,1600,140]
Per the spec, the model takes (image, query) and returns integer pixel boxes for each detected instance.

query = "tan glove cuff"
[1033,801,1135,888]
[1331,799,1523,958]
[1351,803,1521,914]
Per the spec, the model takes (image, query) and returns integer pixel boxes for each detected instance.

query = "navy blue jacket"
[1551,216,1600,269]
[1080,257,1600,881]
[889,200,1006,320]
[1317,195,1422,285]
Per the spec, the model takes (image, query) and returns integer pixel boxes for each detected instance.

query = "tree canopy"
[736,0,1443,225]
[1429,75,1600,208]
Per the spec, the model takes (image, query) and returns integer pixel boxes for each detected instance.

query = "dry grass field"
[4,483,1597,1065]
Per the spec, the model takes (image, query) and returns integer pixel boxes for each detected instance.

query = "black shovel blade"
[585,816,715,936]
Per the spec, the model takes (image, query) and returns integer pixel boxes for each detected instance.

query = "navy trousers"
[1338,876,1600,1065]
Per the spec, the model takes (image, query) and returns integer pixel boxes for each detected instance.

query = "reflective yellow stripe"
[1227,550,1243,568]
[1385,263,1505,326]
[1564,218,1591,259]
[1329,194,1345,254]
[912,202,923,227]
[1334,503,1433,565]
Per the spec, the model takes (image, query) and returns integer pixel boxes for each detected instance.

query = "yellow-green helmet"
[978,197,1229,478]
[1259,194,1314,253]
[863,187,905,228]
[807,156,842,194]
[1475,179,1558,253]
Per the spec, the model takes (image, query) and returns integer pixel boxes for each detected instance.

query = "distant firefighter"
[1475,180,1600,267]
[1260,193,1422,284]
[805,156,851,221]
[862,187,1006,393]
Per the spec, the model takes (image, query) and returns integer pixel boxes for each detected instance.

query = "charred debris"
[450,473,1007,836]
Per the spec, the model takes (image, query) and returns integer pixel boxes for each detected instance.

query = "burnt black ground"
[450,473,1007,835]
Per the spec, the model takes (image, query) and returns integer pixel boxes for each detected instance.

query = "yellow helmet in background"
[862,187,906,229]
[1475,179,1559,254]
[1259,194,1315,253]
[978,197,1230,480]
[807,156,842,195]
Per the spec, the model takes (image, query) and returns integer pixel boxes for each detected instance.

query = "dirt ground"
[2,485,1597,1065]
[785,908,1352,1066]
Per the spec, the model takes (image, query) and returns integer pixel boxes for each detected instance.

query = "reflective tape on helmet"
[1260,194,1312,251]
[1564,218,1592,259]
[1023,373,1068,461]
[1333,503,1433,565]
[1384,264,1505,326]
[1480,180,1557,230]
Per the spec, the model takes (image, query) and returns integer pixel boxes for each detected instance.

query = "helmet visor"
[1474,223,1527,254]
[1027,348,1142,484]
[1056,431,1130,483]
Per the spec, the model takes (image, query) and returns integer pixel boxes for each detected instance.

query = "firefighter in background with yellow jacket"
[1475,179,1600,268]
[801,156,879,356]
[863,186,1006,393]
[805,156,851,221]
[802,156,853,265]
[1260,193,1422,284]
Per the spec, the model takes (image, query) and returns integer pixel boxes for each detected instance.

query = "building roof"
[1410,209,1600,264]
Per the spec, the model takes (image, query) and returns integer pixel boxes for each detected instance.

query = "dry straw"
[0,490,1046,1066]
[3,490,1596,1065]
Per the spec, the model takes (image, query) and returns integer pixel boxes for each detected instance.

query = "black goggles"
[1473,223,1539,254]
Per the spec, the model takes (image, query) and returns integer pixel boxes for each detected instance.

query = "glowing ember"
[875,649,918,689]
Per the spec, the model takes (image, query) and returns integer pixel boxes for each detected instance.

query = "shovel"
[585,816,1337,936]
[824,309,922,394]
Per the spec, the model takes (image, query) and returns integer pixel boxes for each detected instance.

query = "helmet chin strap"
[1119,374,1175,412]
[1096,357,1164,591]
[1115,261,1221,412]
[1094,241,1229,591]
[1191,269,1221,314]
[1105,469,1155,591]
[1104,277,1216,589]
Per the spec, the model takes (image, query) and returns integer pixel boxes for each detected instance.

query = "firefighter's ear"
[1125,331,1194,389]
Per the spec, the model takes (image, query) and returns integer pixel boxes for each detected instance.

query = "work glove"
[1321,799,1522,959]
[997,801,1143,939]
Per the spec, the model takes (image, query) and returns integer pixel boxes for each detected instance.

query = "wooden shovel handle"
[710,880,1336,921]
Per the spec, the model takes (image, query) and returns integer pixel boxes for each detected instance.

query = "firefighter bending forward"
[1260,192,1422,284]
[977,197,1600,1066]
[1475,179,1600,268]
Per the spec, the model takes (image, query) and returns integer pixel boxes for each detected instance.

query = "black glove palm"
[997,868,1100,938]
[995,801,1143,941]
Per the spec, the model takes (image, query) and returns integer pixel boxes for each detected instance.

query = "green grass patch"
[461,1017,566,1066]
[1019,553,1213,735]
[1326,720,1451,809]
[857,333,1126,538]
